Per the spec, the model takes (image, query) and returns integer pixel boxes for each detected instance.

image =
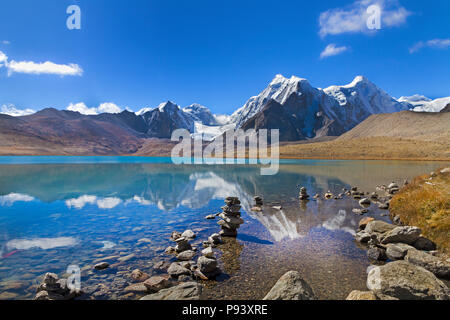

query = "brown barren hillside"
[337,111,450,141]
[279,111,450,160]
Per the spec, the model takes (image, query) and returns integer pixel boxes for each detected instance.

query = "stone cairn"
[196,246,221,279]
[34,272,82,300]
[217,197,244,237]
[299,187,309,200]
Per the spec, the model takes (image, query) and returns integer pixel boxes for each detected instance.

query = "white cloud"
[2,41,10,45]
[409,39,450,53]
[65,195,122,209]
[7,60,83,76]
[0,51,7,67]
[0,104,36,117]
[0,193,34,206]
[0,50,82,76]
[67,102,122,115]
[6,237,78,250]
[96,197,122,209]
[319,0,411,37]
[320,44,348,59]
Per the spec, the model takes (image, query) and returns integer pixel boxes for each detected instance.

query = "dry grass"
[278,137,450,160]
[390,168,450,253]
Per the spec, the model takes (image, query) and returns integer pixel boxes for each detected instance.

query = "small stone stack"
[34,273,82,300]
[254,196,263,206]
[217,197,244,237]
[299,187,310,200]
[196,247,221,279]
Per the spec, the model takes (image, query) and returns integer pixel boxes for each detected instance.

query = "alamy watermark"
[66,264,81,291]
[366,5,381,30]
[170,129,280,176]
[66,5,81,30]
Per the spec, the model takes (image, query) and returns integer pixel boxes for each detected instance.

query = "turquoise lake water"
[0,157,447,300]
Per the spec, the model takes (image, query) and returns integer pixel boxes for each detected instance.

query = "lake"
[0,157,447,300]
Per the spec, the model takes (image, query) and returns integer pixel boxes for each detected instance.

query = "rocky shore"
[29,169,450,301]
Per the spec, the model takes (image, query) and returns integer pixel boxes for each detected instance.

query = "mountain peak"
[270,74,309,86]
[157,101,180,112]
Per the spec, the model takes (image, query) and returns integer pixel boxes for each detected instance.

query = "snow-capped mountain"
[183,103,219,126]
[235,75,408,140]
[397,95,450,112]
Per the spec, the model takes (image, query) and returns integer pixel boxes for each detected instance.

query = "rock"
[299,187,309,200]
[405,249,450,279]
[381,226,422,245]
[367,247,387,261]
[143,275,171,292]
[208,233,222,245]
[272,206,282,210]
[355,231,371,243]
[440,168,450,174]
[324,191,333,199]
[365,221,396,234]
[175,237,192,253]
[359,217,375,230]
[33,291,51,300]
[346,290,377,300]
[124,283,148,293]
[153,261,171,273]
[413,237,437,251]
[182,230,196,239]
[388,182,399,189]
[167,263,191,278]
[359,198,371,206]
[385,243,415,260]
[130,269,149,282]
[251,206,263,212]
[378,202,389,210]
[201,247,215,258]
[94,262,110,270]
[118,254,136,262]
[205,214,216,219]
[165,246,176,254]
[392,215,402,225]
[177,250,196,261]
[367,261,449,300]
[43,272,59,285]
[140,282,202,300]
[170,231,182,241]
[197,256,218,274]
[263,271,316,300]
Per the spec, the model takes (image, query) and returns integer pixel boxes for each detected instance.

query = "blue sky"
[0,0,449,115]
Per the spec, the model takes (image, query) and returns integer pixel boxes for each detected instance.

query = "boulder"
[130,269,149,282]
[385,243,415,260]
[367,261,449,300]
[346,290,377,300]
[413,237,437,251]
[124,283,148,293]
[201,247,215,258]
[381,226,422,245]
[365,221,396,234]
[176,250,196,261]
[405,249,450,279]
[263,271,316,300]
[197,256,218,274]
[140,282,202,300]
[359,217,375,230]
[355,231,371,243]
[181,230,196,239]
[143,275,171,292]
[367,247,387,261]
[167,263,191,278]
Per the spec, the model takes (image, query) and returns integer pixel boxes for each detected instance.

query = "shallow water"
[0,158,447,300]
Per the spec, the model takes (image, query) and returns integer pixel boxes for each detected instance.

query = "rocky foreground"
[32,170,450,301]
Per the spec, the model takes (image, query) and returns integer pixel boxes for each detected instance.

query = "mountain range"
[0,74,449,155]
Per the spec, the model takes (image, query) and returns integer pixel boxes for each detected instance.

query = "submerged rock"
[367,261,449,300]
[143,275,171,293]
[140,282,202,300]
[130,269,149,282]
[263,271,316,300]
